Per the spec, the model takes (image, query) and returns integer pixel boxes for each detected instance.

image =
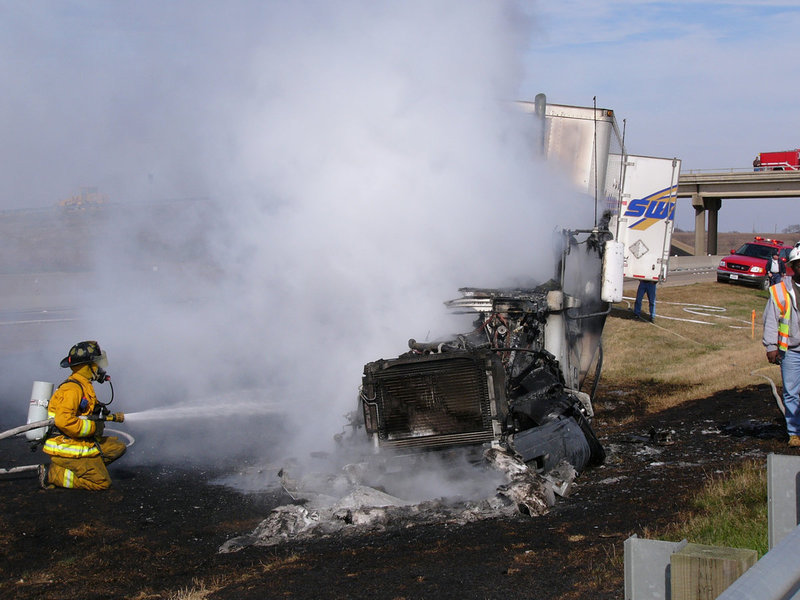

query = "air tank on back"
[25,381,53,441]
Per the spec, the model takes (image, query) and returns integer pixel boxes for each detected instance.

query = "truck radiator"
[361,352,500,450]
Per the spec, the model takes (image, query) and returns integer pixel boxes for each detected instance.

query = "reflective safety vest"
[42,376,101,459]
[770,281,793,352]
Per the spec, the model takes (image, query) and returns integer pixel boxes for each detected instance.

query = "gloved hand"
[108,412,125,423]
[94,419,105,438]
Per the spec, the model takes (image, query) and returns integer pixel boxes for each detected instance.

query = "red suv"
[717,237,792,289]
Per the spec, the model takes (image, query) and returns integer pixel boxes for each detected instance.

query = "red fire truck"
[717,236,793,289]
[755,149,800,171]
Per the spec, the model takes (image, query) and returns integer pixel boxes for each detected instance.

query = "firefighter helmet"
[60,341,107,369]
[788,246,800,265]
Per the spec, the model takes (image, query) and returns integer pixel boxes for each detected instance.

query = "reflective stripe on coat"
[770,281,792,352]
[42,372,101,459]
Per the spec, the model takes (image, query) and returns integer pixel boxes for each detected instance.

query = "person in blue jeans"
[633,280,657,321]
[763,247,800,447]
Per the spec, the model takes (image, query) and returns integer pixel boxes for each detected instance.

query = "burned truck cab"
[359,228,617,476]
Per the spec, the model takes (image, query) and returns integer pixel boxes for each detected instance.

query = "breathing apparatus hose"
[95,378,115,411]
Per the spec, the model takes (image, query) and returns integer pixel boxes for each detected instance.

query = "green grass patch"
[665,461,768,557]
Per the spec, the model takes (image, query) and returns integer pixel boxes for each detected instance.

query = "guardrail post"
[670,543,757,600]
[767,453,800,549]
[624,535,687,599]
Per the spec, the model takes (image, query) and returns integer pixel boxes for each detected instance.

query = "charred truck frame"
[358,226,617,475]
[354,94,678,481]
[360,94,680,482]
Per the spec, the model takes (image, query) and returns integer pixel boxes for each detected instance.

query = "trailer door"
[615,156,681,282]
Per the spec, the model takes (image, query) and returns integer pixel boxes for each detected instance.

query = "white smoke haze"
[216,445,508,507]
[0,2,595,474]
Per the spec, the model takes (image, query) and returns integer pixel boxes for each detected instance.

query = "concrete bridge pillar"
[691,194,722,256]
[706,197,721,255]
[692,194,706,256]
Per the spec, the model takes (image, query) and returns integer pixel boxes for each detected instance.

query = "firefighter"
[763,248,800,447]
[38,341,126,489]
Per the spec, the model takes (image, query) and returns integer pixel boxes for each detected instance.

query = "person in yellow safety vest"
[38,341,126,490]
[763,247,800,448]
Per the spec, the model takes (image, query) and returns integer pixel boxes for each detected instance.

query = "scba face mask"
[92,351,110,383]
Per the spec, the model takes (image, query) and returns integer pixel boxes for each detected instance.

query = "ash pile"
[220,446,581,552]
[221,229,612,552]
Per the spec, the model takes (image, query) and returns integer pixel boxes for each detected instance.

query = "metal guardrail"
[716,524,800,599]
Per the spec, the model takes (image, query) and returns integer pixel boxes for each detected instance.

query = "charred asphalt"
[0,380,791,600]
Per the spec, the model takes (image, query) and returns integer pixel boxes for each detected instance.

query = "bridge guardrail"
[683,167,799,174]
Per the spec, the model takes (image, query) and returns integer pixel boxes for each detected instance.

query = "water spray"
[122,400,283,423]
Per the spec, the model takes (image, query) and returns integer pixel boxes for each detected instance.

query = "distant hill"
[0,200,213,273]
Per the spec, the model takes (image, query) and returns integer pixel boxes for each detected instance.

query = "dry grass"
[259,552,303,572]
[603,282,777,412]
[67,523,101,537]
[601,281,773,561]
[167,577,225,600]
[14,571,55,586]
[164,554,303,599]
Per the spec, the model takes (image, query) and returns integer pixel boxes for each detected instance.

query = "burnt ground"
[0,381,792,600]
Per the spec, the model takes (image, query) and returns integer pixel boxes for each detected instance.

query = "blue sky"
[1,1,799,232]
[520,1,800,232]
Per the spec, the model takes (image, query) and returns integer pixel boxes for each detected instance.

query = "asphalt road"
[0,258,719,353]
[661,255,719,287]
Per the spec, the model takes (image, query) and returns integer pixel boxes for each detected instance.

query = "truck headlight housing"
[750,266,765,274]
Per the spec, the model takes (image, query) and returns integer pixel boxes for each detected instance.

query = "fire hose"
[0,412,128,441]
[0,414,135,476]
[750,367,786,416]
[0,418,53,442]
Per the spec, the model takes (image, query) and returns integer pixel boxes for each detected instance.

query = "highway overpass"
[676,169,800,255]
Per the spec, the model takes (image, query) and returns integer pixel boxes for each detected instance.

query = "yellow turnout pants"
[46,436,127,490]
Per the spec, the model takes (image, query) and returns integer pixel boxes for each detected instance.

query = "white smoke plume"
[0,1,594,471]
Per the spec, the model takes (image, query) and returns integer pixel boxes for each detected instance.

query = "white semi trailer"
[518,96,625,225]
[520,95,681,283]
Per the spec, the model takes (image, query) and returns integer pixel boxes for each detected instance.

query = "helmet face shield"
[93,350,108,369]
